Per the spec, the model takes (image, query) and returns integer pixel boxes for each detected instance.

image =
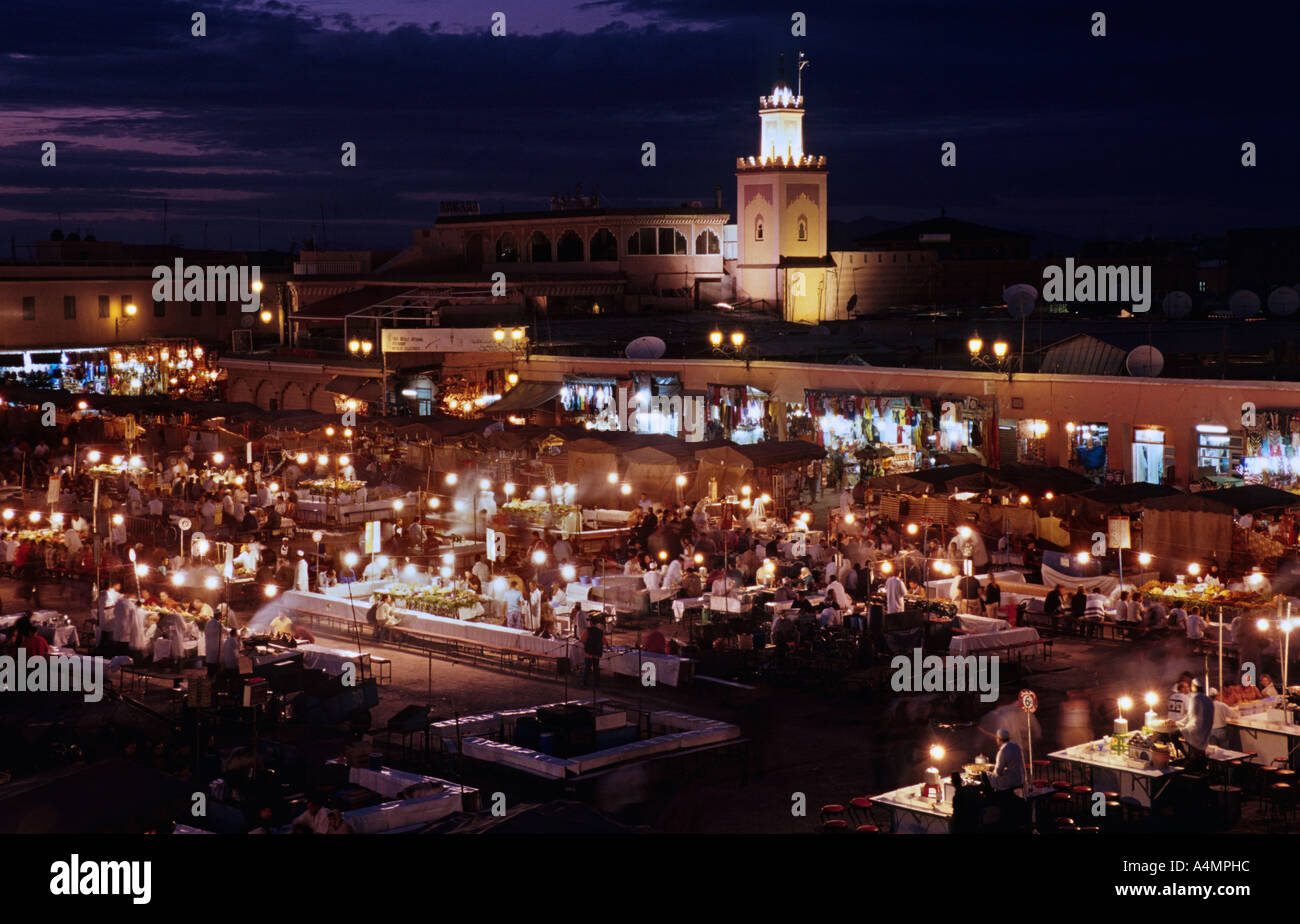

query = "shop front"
[560,372,685,435]
[1132,426,1172,485]
[1239,409,1300,488]
[1066,421,1110,484]
[705,383,772,444]
[0,340,219,399]
[794,391,990,484]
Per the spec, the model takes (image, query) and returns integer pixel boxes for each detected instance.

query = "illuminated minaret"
[735,53,830,323]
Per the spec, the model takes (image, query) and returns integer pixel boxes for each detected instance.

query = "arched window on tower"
[589,228,617,261]
[557,230,583,262]
[797,217,808,242]
[755,216,765,242]
[529,231,552,262]
[695,229,720,255]
[495,232,518,262]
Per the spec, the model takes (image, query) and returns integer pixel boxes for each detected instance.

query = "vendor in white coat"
[294,550,310,592]
[112,594,136,656]
[1178,681,1215,761]
[124,598,150,658]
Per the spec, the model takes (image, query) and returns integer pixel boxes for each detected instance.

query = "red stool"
[854,824,881,833]
[848,797,877,829]
[822,819,849,832]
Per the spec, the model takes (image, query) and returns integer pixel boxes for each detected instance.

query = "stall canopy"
[995,464,1095,498]
[324,375,382,403]
[623,445,682,499]
[566,436,623,497]
[693,440,823,497]
[1135,491,1235,565]
[1196,485,1300,514]
[487,382,562,415]
[866,463,989,495]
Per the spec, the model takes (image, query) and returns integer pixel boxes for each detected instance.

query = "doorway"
[1132,428,1165,484]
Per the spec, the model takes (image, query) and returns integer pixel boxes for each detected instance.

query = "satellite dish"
[625,336,667,360]
[1162,290,1192,319]
[1126,345,1165,377]
[240,314,256,328]
[845,294,859,316]
[1268,286,1299,317]
[1003,284,1038,319]
[1228,290,1261,319]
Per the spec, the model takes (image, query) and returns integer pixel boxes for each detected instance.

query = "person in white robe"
[295,551,310,592]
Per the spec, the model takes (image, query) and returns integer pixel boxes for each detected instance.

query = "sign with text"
[382,328,516,353]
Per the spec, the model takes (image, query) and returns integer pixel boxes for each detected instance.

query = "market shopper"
[580,614,605,687]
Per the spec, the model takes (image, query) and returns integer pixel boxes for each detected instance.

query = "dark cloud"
[0,0,1295,251]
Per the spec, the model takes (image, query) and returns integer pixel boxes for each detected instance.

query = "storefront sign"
[381,328,517,353]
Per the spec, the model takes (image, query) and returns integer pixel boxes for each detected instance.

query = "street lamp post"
[115,302,138,342]
[347,338,377,413]
[709,329,753,370]
[968,334,1013,381]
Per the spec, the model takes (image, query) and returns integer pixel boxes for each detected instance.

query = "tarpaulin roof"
[1078,483,1183,504]
[866,463,990,494]
[486,382,562,414]
[0,383,276,422]
[321,376,382,403]
[994,464,1095,496]
[694,440,824,468]
[1197,485,1300,513]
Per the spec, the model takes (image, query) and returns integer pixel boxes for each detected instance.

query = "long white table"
[279,588,691,686]
[871,784,953,833]
[1228,711,1300,766]
[1049,740,1249,807]
[954,613,1010,634]
[948,626,1039,656]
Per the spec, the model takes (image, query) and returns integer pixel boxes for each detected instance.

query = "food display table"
[0,611,79,648]
[871,783,953,834]
[1049,739,1249,806]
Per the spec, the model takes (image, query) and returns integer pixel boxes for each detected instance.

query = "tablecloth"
[955,613,1010,634]
[948,626,1040,655]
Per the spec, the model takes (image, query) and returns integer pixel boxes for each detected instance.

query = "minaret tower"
[734,53,830,323]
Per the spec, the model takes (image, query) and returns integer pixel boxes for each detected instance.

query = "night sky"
[1,0,1296,253]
